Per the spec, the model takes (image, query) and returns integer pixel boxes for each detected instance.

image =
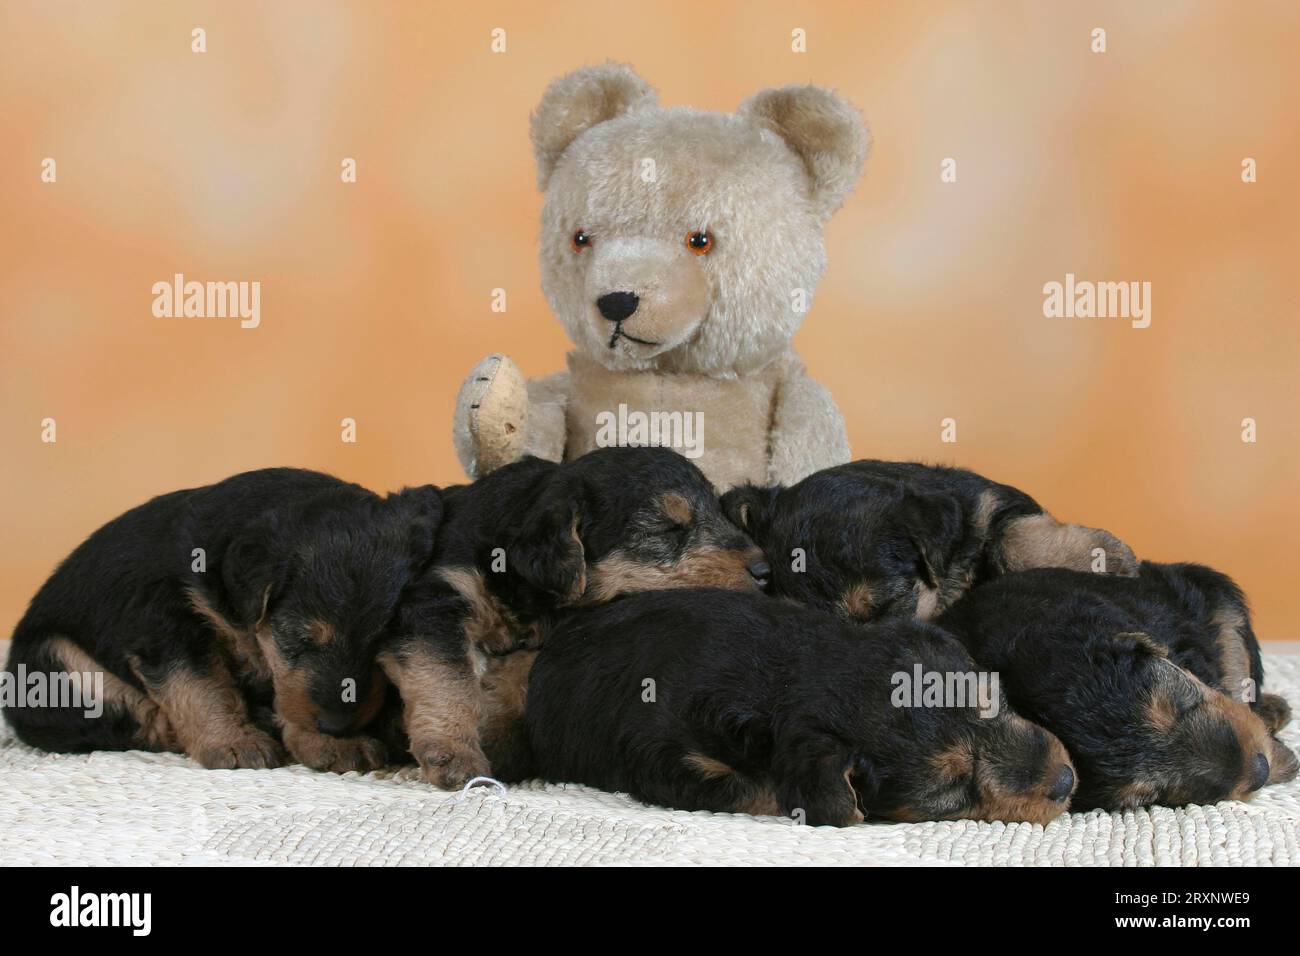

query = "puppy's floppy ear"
[531,62,658,190]
[388,484,443,564]
[222,515,285,629]
[898,491,963,588]
[507,478,589,603]
[720,484,781,537]
[740,84,869,220]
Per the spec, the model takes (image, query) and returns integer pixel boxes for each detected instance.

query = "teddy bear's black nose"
[597,292,640,322]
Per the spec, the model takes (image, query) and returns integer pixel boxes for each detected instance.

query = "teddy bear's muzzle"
[585,236,711,359]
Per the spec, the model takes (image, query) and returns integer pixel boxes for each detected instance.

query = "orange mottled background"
[2,1,1298,637]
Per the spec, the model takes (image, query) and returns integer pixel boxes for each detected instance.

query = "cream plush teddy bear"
[453,63,869,489]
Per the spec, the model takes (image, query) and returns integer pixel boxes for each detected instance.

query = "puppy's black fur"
[723,460,1136,622]
[3,468,439,772]
[937,562,1298,810]
[517,589,1077,826]
[380,447,767,789]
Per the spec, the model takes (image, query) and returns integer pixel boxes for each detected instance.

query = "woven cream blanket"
[3,653,1298,866]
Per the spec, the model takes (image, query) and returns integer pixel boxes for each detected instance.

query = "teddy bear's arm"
[521,370,569,461]
[766,361,851,485]
[453,354,570,478]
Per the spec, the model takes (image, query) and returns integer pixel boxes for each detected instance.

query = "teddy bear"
[452,62,869,490]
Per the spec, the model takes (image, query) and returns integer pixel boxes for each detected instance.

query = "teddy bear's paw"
[455,354,529,476]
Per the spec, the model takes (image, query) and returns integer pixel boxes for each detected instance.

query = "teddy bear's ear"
[740,85,869,219]
[530,62,658,190]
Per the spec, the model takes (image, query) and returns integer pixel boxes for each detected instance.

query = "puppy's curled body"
[521,588,1076,826]
[4,468,439,772]
[937,562,1297,810]
[722,459,1137,623]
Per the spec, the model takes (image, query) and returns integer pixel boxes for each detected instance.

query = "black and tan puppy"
[1126,561,1290,730]
[722,459,1137,622]
[381,447,768,789]
[936,562,1298,811]
[516,589,1076,825]
[3,468,439,772]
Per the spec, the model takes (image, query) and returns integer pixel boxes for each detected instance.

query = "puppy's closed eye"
[1155,658,1207,709]
[1143,662,1205,732]
[276,621,332,660]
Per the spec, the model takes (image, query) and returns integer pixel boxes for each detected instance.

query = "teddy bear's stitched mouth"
[608,322,659,349]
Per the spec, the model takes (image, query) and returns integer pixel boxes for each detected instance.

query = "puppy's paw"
[1002,514,1137,576]
[414,739,490,790]
[192,730,286,770]
[284,725,388,774]
[1086,527,1139,576]
[1268,736,1299,785]
[456,354,528,476]
[1258,692,1292,734]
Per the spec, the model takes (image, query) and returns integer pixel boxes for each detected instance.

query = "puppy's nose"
[315,713,353,736]
[1248,752,1270,792]
[1046,765,1075,802]
[747,560,771,588]
[597,291,639,322]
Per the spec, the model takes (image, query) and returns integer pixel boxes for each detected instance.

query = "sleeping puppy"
[3,468,440,772]
[516,588,1077,826]
[1125,561,1291,731]
[936,562,1298,811]
[380,447,768,789]
[722,459,1137,622]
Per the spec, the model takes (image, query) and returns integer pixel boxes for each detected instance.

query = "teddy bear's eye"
[571,230,592,252]
[686,230,713,255]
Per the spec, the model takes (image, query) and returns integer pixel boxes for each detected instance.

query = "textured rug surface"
[3,654,1299,867]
